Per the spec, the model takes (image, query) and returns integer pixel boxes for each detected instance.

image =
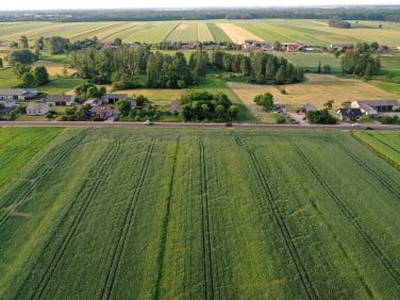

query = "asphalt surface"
[1,120,400,131]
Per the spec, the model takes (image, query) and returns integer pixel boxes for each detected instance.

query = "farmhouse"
[281,42,304,52]
[0,89,38,100]
[243,40,273,51]
[45,95,75,106]
[89,106,115,119]
[351,99,400,116]
[330,43,354,51]
[336,108,362,121]
[102,94,130,104]
[26,102,49,116]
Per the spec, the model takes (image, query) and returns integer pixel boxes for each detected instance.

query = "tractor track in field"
[338,141,400,199]
[290,139,400,286]
[154,138,180,300]
[232,134,318,300]
[100,140,155,300]
[28,137,121,300]
[198,138,215,300]
[0,131,87,229]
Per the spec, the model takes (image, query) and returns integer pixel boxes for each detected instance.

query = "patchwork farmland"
[1,127,400,299]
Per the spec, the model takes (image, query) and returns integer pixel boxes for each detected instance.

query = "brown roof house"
[90,106,114,119]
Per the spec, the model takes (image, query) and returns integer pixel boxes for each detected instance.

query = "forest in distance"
[1,6,400,22]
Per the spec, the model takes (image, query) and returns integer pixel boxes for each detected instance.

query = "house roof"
[337,108,362,117]
[90,106,114,113]
[355,99,399,107]
[0,89,38,97]
[102,94,128,99]
[45,95,74,103]
[27,102,49,109]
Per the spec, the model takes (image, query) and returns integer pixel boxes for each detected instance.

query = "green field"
[352,131,400,168]
[1,127,400,299]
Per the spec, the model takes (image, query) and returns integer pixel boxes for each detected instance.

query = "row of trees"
[328,19,351,28]
[70,46,305,90]
[2,7,400,23]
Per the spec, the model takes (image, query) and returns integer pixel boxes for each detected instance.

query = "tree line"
[69,46,304,90]
[1,7,400,22]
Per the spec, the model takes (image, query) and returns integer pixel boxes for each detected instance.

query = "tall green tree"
[32,66,50,86]
[20,36,29,49]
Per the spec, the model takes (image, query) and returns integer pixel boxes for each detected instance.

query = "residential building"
[26,102,49,116]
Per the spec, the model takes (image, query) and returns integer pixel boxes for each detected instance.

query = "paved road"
[1,120,400,131]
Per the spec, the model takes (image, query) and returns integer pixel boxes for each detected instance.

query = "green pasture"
[0,68,18,88]
[0,127,400,299]
[281,52,342,73]
[36,78,84,95]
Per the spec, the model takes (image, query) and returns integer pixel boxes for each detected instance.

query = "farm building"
[0,89,38,100]
[45,95,75,106]
[281,42,304,52]
[102,94,129,104]
[299,103,318,113]
[26,102,49,116]
[351,100,400,116]
[243,40,273,51]
[336,108,362,121]
[1,98,19,108]
[89,106,115,119]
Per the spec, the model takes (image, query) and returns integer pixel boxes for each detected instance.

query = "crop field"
[164,21,214,43]
[228,73,398,113]
[351,131,400,168]
[0,127,63,187]
[0,127,400,299]
[206,22,231,43]
[216,22,263,44]
[228,19,400,47]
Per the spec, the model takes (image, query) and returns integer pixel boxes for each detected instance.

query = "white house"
[26,102,49,116]
[351,99,400,116]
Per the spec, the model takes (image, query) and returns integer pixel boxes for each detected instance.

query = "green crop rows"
[1,127,400,298]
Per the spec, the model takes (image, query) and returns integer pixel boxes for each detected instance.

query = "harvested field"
[228,74,397,112]
[216,23,263,44]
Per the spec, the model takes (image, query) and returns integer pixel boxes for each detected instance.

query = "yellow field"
[216,23,263,44]
[228,74,397,112]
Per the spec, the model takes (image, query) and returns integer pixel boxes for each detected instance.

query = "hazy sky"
[1,0,399,11]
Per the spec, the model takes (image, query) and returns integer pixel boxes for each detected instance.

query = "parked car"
[143,120,153,125]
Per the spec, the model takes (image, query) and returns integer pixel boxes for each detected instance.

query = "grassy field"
[351,131,400,168]
[0,127,400,299]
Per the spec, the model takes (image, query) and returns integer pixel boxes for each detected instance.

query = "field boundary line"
[198,137,215,300]
[231,133,318,300]
[0,131,87,229]
[100,140,155,300]
[289,138,400,285]
[154,137,180,299]
[29,137,121,299]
